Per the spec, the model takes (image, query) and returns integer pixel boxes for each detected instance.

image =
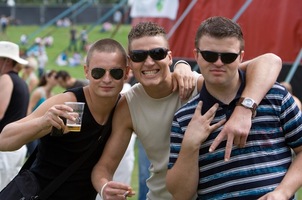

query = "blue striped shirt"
[168,70,302,200]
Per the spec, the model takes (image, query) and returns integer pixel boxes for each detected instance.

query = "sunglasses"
[91,68,124,80]
[197,49,241,64]
[129,48,169,62]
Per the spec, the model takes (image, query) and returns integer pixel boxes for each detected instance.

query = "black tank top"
[0,71,29,131]
[31,87,113,200]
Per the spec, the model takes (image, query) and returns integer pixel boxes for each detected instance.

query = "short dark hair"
[195,16,245,50]
[128,22,169,51]
[55,70,70,81]
[86,38,127,67]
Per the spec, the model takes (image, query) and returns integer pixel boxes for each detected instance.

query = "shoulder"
[0,73,12,82]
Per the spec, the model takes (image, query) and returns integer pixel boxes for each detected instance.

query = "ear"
[193,48,199,61]
[127,56,133,70]
[168,51,173,66]
[124,66,130,81]
[84,65,89,79]
[239,50,245,62]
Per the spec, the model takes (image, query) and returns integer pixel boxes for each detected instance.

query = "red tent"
[131,0,302,64]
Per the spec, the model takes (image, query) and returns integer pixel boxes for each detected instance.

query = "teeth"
[143,70,158,75]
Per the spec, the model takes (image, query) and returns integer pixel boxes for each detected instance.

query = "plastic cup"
[64,102,85,132]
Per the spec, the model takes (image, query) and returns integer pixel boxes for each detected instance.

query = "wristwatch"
[236,97,258,118]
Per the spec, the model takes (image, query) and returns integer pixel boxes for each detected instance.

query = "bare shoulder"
[0,73,12,84]
[29,92,77,118]
[113,95,133,131]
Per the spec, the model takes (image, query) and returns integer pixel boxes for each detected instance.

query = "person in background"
[0,15,8,38]
[26,70,58,156]
[280,81,302,110]
[55,70,88,90]
[56,51,68,66]
[91,21,282,199]
[166,16,302,200]
[0,41,29,190]
[80,26,88,52]
[0,38,128,199]
[137,139,151,200]
[36,41,48,78]
[68,25,77,52]
[21,56,39,93]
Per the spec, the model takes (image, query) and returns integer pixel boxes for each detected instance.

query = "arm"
[166,102,225,199]
[0,93,76,151]
[0,74,13,120]
[172,60,197,100]
[91,97,135,199]
[210,53,282,161]
[258,146,302,200]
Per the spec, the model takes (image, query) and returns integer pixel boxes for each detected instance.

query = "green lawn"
[2,24,302,200]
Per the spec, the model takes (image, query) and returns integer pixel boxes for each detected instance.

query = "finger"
[123,191,129,199]
[203,103,218,119]
[178,79,185,99]
[239,134,248,148]
[233,136,241,146]
[224,134,234,161]
[210,119,226,131]
[193,101,203,116]
[182,77,189,98]
[172,76,178,92]
[209,129,225,152]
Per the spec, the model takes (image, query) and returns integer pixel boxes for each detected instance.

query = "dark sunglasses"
[197,49,241,64]
[129,48,169,62]
[91,68,124,80]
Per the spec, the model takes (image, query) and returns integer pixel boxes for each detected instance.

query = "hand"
[40,104,74,133]
[209,106,252,161]
[258,190,289,200]
[101,181,135,200]
[172,62,195,100]
[185,102,226,146]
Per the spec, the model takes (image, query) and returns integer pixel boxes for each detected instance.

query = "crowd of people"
[0,16,301,200]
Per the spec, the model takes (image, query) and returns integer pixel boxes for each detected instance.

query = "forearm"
[273,150,302,199]
[0,118,49,151]
[240,53,282,103]
[167,145,199,199]
[91,164,114,195]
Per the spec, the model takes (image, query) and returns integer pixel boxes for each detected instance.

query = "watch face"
[243,98,254,108]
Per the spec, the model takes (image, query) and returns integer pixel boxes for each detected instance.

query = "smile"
[142,69,159,75]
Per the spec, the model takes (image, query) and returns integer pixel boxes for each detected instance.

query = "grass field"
[2,24,302,200]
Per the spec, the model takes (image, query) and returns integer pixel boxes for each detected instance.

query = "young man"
[166,16,302,200]
[0,38,128,199]
[0,41,29,190]
[55,70,88,90]
[91,22,282,199]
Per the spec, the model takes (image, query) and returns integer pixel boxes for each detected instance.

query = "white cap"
[0,41,28,65]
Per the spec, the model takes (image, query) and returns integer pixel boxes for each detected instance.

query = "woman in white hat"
[0,41,29,190]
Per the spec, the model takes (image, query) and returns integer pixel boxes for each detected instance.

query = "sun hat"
[0,41,28,65]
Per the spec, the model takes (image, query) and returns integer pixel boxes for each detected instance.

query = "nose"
[213,55,224,66]
[102,71,112,82]
[144,55,155,65]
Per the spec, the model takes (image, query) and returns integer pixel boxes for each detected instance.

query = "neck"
[84,87,119,125]
[143,75,174,99]
[205,76,241,104]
